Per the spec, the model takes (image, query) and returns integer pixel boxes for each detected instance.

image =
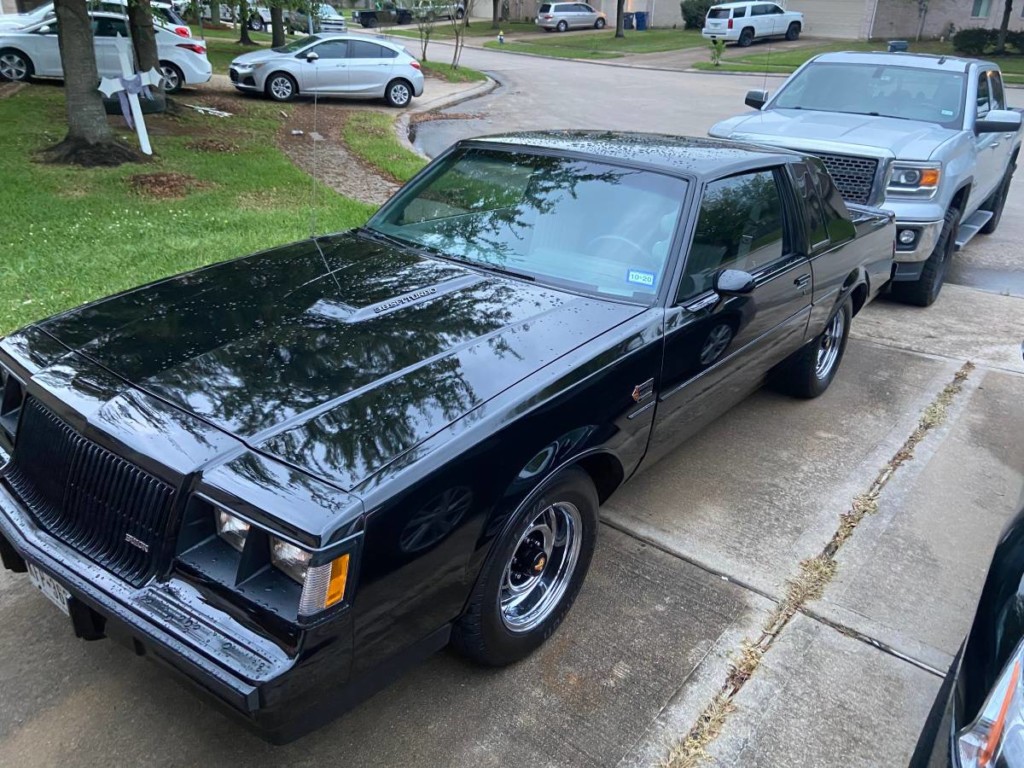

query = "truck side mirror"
[745,89,768,110]
[976,109,1022,135]
[715,269,756,296]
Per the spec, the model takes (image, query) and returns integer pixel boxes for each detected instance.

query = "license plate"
[27,562,70,617]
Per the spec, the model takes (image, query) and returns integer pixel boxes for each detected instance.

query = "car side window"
[92,17,128,36]
[314,40,348,59]
[348,40,390,58]
[770,3,784,12]
[990,71,1005,110]
[790,162,829,249]
[733,6,746,16]
[977,70,991,118]
[677,170,786,302]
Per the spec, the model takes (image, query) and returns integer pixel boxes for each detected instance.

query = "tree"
[238,0,255,44]
[450,0,472,68]
[42,0,140,165]
[491,0,499,28]
[615,0,625,37]
[997,0,1014,53]
[270,3,285,47]
[127,0,166,112]
[416,10,436,61]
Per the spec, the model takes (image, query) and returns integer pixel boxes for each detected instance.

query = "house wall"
[871,0,1024,40]
[785,0,873,39]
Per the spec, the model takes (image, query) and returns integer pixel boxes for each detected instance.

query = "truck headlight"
[887,163,941,198]
[958,639,1024,767]
[215,509,250,552]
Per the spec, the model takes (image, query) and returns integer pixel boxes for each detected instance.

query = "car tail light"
[542,13,552,18]
[173,25,191,37]
[410,60,421,69]
[177,42,206,54]
[727,18,733,28]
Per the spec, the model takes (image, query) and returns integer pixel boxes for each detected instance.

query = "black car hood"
[38,232,642,490]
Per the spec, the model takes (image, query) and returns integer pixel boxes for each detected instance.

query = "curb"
[395,75,499,158]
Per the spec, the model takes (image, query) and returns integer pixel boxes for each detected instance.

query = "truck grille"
[4,398,175,586]
[815,153,879,205]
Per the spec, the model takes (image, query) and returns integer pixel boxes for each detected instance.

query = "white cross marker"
[97,35,163,156]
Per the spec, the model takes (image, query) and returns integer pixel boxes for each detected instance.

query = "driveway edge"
[395,75,499,158]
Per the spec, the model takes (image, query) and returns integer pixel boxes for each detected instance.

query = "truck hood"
[710,109,959,161]
[36,232,641,490]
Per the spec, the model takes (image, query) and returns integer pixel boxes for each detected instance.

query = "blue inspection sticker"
[627,269,656,288]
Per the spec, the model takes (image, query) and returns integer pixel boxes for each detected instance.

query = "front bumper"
[0,475,333,743]
[891,217,943,276]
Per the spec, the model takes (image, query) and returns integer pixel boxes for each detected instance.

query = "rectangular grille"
[815,153,879,205]
[4,398,175,586]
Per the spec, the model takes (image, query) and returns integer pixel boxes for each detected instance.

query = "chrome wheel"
[269,75,295,101]
[160,63,181,92]
[699,323,733,366]
[0,52,28,81]
[499,502,582,633]
[388,81,411,107]
[815,309,845,379]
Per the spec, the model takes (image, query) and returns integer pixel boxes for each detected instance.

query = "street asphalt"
[1,38,1023,768]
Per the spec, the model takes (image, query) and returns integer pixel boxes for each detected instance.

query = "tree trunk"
[492,0,499,28]
[44,0,140,165]
[997,0,1013,54]
[270,4,285,46]
[615,0,624,37]
[127,0,167,112]
[210,0,221,24]
[238,0,254,43]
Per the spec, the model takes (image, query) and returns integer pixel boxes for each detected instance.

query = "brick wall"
[871,0,1024,40]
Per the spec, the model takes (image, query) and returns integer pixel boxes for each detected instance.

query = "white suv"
[701,2,802,47]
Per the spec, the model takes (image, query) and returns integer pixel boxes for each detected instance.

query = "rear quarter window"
[707,7,731,18]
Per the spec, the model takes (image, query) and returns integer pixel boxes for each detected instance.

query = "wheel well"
[851,282,868,316]
[950,184,970,214]
[574,453,624,505]
[789,21,801,29]
[0,47,33,70]
[742,25,754,34]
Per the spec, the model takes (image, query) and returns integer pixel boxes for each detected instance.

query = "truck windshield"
[771,62,967,128]
[368,147,688,304]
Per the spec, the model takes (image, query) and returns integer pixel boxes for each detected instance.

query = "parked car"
[0,11,211,92]
[230,34,421,105]
[0,132,894,742]
[0,0,191,36]
[410,0,465,20]
[910,505,1024,768]
[701,1,802,46]
[248,5,272,30]
[350,2,412,27]
[199,2,236,22]
[710,52,1023,307]
[535,2,606,32]
[284,3,347,34]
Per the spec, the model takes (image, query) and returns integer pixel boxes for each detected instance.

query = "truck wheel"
[785,21,800,40]
[366,15,378,27]
[980,168,1013,235]
[451,467,598,667]
[769,298,851,399]
[738,27,754,46]
[891,206,959,307]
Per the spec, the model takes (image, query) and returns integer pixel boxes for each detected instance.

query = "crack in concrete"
[657,360,976,768]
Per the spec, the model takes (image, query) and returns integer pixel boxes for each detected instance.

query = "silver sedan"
[229,34,424,107]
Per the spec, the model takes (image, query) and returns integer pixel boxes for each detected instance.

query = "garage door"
[786,0,872,39]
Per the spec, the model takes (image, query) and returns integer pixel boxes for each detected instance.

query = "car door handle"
[991,142,1001,148]
[794,274,811,290]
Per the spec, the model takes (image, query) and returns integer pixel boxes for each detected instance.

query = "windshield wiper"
[463,261,535,282]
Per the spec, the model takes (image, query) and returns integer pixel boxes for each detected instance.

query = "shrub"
[952,27,994,55]
[1003,29,1024,53]
[709,37,725,65]
[680,0,715,29]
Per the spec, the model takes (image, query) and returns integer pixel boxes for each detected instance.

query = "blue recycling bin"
[634,10,648,29]
[622,11,634,29]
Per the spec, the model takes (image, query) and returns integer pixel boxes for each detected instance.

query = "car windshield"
[368,147,688,304]
[273,34,319,52]
[771,62,968,128]
[707,7,730,18]
[319,4,341,16]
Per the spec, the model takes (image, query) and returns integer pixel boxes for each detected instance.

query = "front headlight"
[887,163,941,198]
[270,536,350,617]
[215,508,249,552]
[232,61,255,72]
[958,639,1024,767]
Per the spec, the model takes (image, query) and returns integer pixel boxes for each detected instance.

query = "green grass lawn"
[482,28,703,59]
[389,20,536,40]
[421,61,488,82]
[342,112,428,182]
[0,85,374,336]
[203,36,271,74]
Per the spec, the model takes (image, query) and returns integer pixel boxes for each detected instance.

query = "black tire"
[249,14,264,30]
[385,77,413,108]
[556,19,568,31]
[265,71,298,102]
[980,167,1014,235]
[0,48,33,82]
[456,7,465,18]
[159,61,184,93]
[451,467,599,667]
[594,17,605,28]
[769,298,852,399]
[891,206,959,307]
[738,26,754,46]
[785,21,800,40]
[366,15,378,27]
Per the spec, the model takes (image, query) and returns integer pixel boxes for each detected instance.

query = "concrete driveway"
[2,44,1024,768]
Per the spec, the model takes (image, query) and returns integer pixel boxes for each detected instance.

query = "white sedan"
[0,11,211,92]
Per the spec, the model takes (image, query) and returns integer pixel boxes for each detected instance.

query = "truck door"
[970,68,1005,213]
[646,166,813,462]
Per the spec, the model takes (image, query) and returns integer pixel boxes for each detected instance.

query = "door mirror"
[745,89,768,110]
[976,108,1022,134]
[305,50,319,62]
[715,269,756,296]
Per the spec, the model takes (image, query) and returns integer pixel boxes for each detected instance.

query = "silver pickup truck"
[709,51,1022,306]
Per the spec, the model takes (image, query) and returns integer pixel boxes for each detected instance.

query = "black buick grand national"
[0,133,895,742]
